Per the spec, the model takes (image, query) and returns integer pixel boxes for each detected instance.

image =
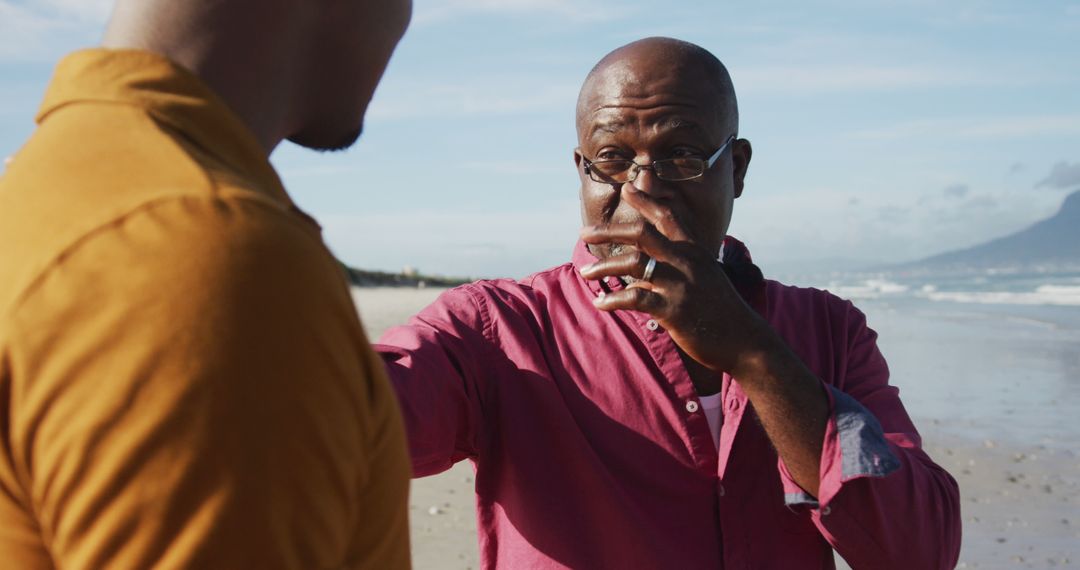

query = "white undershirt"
[699,392,724,449]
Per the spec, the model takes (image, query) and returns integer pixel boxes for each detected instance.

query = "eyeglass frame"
[581,134,737,184]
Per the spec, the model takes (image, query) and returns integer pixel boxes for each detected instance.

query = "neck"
[102,0,303,154]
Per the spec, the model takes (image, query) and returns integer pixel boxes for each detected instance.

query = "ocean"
[798,270,1080,451]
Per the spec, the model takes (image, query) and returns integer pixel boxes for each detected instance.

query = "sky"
[2,0,1079,279]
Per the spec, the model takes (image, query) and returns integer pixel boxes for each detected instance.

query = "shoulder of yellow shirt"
[0,101,333,322]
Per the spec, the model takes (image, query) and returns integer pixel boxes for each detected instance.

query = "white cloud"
[0,0,108,62]
[732,184,1064,270]
[413,0,627,26]
[733,64,1004,94]
[1035,161,1080,190]
[942,184,970,199]
[846,115,1080,140]
[368,78,579,121]
[459,160,566,176]
[36,0,112,23]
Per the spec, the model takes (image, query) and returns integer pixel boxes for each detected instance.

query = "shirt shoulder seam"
[2,193,322,324]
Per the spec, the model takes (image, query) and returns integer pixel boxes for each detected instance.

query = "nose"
[629,165,673,198]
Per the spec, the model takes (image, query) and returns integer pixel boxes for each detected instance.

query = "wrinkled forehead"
[576,60,726,142]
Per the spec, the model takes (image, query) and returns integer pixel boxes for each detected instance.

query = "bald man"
[0,1,412,568]
[377,38,961,569]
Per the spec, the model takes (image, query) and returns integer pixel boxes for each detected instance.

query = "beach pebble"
[428,506,443,516]
[983,439,996,448]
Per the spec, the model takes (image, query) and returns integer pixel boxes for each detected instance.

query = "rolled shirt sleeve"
[374,285,492,478]
[776,302,962,570]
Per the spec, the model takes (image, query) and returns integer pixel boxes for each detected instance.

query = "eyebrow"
[588,119,627,139]
[587,116,708,140]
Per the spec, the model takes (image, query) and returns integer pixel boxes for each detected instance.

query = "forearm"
[731,326,830,497]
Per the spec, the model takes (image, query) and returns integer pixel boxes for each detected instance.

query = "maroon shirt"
[377,238,961,569]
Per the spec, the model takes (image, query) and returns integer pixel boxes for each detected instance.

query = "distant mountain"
[894,189,1080,273]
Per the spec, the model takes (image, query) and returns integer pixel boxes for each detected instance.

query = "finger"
[592,284,668,315]
[579,221,676,262]
[580,250,671,282]
[620,187,693,243]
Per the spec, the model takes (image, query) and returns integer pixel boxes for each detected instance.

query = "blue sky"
[2,0,1079,278]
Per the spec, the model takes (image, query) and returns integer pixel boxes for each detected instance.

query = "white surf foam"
[825,278,910,300]
[918,285,1080,307]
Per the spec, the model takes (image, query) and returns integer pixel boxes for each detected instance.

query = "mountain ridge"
[893,189,1080,273]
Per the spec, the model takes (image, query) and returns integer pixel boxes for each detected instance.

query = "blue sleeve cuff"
[782,386,901,508]
[832,386,901,480]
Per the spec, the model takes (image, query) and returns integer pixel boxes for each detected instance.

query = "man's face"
[288,0,413,151]
[574,60,748,261]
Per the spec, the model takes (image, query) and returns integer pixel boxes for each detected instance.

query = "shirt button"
[685,400,699,413]
[821,505,832,516]
[718,484,726,497]
[645,319,659,331]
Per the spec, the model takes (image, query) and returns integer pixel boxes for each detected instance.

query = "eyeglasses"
[582,134,736,184]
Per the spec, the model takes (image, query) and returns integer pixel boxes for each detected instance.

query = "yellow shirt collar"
[37,48,292,207]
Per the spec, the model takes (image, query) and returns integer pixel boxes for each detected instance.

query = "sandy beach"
[353,286,1080,569]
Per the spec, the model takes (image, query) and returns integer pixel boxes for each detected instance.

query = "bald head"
[575,37,738,143]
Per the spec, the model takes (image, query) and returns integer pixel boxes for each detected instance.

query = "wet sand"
[353,287,1080,569]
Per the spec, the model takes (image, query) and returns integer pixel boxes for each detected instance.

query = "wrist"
[729,325,787,382]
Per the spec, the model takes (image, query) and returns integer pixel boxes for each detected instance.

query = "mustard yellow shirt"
[0,49,410,569]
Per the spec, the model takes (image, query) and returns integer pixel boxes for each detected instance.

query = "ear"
[732,139,752,199]
[573,148,587,183]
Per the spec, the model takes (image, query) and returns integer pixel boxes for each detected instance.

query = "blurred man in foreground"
[0,0,413,567]
[377,37,961,569]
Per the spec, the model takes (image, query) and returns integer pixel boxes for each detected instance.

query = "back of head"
[104,0,413,152]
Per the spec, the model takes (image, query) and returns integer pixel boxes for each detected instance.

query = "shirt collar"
[36,48,293,208]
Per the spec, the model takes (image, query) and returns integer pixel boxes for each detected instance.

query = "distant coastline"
[341,263,471,288]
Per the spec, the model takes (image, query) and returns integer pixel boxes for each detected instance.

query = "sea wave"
[917,285,1080,306]
[824,278,910,299]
